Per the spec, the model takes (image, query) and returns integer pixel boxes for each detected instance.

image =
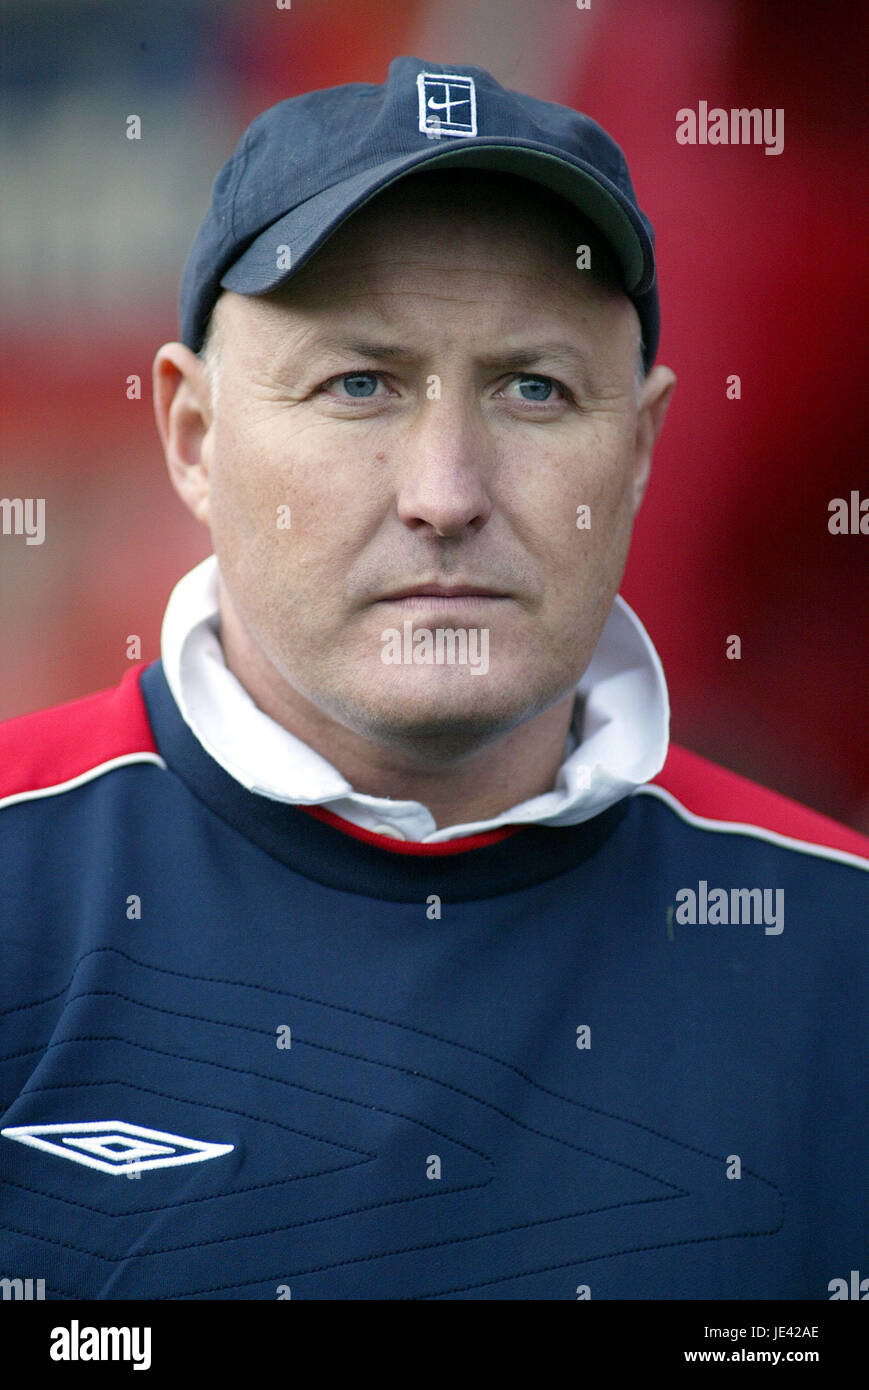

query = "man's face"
[167,174,671,761]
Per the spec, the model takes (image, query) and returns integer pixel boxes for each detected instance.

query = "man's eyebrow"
[477,343,593,373]
[306,336,415,362]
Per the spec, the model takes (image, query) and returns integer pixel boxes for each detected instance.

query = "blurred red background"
[2,0,867,828]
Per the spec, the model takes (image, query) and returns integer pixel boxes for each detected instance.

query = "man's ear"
[631,364,676,513]
[153,343,214,526]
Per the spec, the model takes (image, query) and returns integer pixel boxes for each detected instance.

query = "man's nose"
[394,394,494,538]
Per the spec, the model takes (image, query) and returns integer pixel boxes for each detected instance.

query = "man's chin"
[328,670,546,762]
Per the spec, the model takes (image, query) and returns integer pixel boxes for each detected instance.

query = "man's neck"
[294,696,578,830]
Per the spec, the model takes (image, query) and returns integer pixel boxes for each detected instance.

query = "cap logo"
[417,72,477,139]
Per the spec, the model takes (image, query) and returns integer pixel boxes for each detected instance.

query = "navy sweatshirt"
[1,659,867,1300]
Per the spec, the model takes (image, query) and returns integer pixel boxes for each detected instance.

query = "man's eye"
[505,375,562,402]
[331,372,382,398]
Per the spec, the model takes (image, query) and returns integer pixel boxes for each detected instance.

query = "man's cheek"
[209,450,275,541]
[212,470,306,562]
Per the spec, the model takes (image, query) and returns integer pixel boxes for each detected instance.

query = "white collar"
[161,554,669,843]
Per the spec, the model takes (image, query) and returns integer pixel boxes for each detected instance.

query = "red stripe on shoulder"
[300,804,520,855]
[652,743,869,861]
[0,665,158,801]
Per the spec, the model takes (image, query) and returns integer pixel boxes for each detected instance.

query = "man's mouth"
[376,583,511,604]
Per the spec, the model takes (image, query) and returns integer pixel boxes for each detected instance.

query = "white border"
[634,782,869,873]
[0,752,166,812]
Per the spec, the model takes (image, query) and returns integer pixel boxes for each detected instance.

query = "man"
[1,58,866,1301]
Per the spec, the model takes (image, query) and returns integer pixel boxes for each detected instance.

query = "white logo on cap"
[417,72,477,139]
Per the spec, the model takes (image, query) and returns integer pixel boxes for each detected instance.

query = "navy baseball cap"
[180,55,660,369]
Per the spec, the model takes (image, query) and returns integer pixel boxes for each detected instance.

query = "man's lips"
[375,583,511,603]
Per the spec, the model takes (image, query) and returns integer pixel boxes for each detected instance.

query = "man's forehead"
[219,250,623,348]
[219,286,630,377]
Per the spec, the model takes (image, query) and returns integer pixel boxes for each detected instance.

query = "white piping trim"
[634,783,869,873]
[0,752,166,811]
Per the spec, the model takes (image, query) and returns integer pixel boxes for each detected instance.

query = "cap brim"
[219,138,655,303]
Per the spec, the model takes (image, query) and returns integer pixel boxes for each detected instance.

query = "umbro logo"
[1,1121,234,1175]
[417,72,477,138]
